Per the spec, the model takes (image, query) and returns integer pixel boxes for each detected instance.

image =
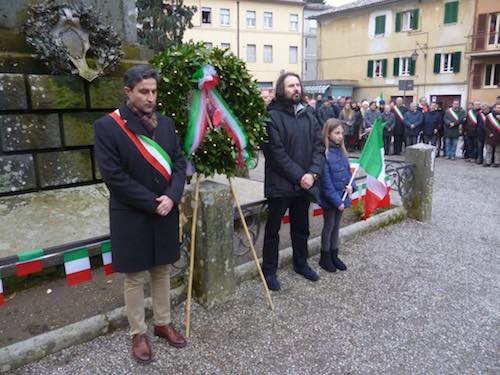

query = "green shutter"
[367,60,374,77]
[395,12,402,32]
[453,51,461,72]
[411,9,419,30]
[433,53,441,73]
[444,1,459,24]
[393,57,400,76]
[409,59,416,75]
[375,15,386,35]
[382,59,388,77]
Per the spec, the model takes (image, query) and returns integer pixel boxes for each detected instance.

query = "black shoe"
[294,265,320,281]
[264,273,281,291]
[319,251,336,273]
[331,248,347,271]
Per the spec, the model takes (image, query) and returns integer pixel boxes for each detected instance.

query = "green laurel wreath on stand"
[152,42,268,177]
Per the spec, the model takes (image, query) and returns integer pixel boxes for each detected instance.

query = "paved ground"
[9,158,499,374]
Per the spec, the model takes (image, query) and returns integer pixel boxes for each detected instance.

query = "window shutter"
[472,64,484,89]
[411,9,419,30]
[382,59,388,77]
[375,15,386,35]
[444,1,458,24]
[409,59,416,76]
[453,51,461,72]
[433,53,441,73]
[367,60,374,77]
[395,12,402,32]
[474,14,487,51]
[393,57,400,76]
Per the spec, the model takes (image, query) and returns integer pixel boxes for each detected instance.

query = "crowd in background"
[300,94,500,167]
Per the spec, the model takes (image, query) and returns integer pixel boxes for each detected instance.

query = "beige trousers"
[124,264,171,336]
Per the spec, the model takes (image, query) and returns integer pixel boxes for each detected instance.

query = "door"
[430,95,461,110]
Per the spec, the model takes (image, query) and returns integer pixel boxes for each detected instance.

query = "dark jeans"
[477,137,485,162]
[383,135,392,155]
[423,135,437,146]
[446,137,458,158]
[464,136,478,160]
[321,208,343,252]
[262,196,310,275]
[406,135,418,147]
[393,135,404,155]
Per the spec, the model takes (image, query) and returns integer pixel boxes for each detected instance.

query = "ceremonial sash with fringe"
[109,110,173,182]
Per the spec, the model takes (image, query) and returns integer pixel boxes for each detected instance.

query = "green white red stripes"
[467,110,478,125]
[64,248,92,286]
[16,248,44,276]
[447,108,460,122]
[394,106,404,121]
[185,90,208,156]
[101,242,113,275]
[487,112,500,132]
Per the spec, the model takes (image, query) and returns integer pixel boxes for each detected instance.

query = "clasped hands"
[156,195,174,216]
[300,173,315,190]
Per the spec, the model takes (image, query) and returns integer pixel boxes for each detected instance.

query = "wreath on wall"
[152,42,268,177]
[24,1,123,82]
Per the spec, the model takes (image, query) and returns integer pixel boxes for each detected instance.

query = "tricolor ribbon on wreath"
[185,65,250,167]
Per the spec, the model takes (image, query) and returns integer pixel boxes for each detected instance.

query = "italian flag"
[0,274,4,306]
[359,118,390,219]
[101,242,114,275]
[16,248,44,276]
[351,175,391,207]
[376,92,384,106]
[64,248,92,286]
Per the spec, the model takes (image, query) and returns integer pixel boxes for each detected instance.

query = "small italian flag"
[359,118,390,219]
[350,159,360,175]
[64,248,92,286]
[16,248,44,276]
[0,273,4,306]
[101,242,114,275]
[376,92,384,106]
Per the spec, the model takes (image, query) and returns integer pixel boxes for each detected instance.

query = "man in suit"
[94,65,187,364]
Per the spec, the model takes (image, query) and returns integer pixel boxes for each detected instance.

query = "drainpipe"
[237,1,240,58]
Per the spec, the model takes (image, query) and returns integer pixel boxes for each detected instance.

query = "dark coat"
[392,106,407,135]
[477,111,488,141]
[320,144,357,209]
[340,109,363,137]
[403,110,424,136]
[318,105,337,125]
[262,100,325,199]
[443,107,466,138]
[463,109,480,137]
[380,111,395,137]
[94,103,187,273]
[423,110,442,136]
[485,111,500,146]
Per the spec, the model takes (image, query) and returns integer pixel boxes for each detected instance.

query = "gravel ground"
[10,158,500,375]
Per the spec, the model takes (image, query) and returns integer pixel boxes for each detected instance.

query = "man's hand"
[411,124,415,129]
[338,203,345,212]
[300,173,315,190]
[345,185,353,195]
[156,195,174,216]
[450,122,455,127]
[434,129,438,134]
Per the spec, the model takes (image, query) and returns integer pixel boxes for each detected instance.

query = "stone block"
[0,114,61,151]
[29,75,86,110]
[36,150,93,187]
[0,74,28,110]
[0,154,37,193]
[89,77,124,109]
[63,113,102,146]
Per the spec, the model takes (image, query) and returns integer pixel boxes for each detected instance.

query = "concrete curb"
[0,206,407,373]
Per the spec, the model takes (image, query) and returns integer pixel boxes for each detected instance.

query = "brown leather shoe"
[154,324,187,348]
[131,333,153,364]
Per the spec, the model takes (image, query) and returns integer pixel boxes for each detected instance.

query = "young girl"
[319,119,356,272]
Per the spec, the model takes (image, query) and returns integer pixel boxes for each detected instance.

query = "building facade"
[304,3,330,81]
[315,0,475,109]
[466,0,500,105]
[183,0,305,89]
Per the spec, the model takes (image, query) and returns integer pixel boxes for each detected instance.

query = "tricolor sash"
[467,109,478,126]
[487,112,500,133]
[447,108,460,122]
[394,106,404,121]
[480,112,486,123]
[109,110,173,182]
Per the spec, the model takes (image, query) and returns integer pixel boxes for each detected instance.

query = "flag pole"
[342,165,359,202]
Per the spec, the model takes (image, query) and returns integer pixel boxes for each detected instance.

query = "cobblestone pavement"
[11,158,500,374]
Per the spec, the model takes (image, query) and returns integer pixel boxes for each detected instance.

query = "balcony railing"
[466,32,500,54]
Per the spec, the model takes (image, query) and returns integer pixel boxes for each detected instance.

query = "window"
[396,9,419,32]
[202,7,212,25]
[375,15,386,35]
[444,1,458,24]
[367,59,387,77]
[246,44,256,62]
[484,64,500,87]
[399,57,411,76]
[441,53,454,73]
[374,59,383,77]
[220,8,230,26]
[489,13,500,45]
[246,10,256,28]
[263,45,273,63]
[205,42,213,50]
[221,42,231,50]
[264,12,273,29]
[289,46,298,64]
[290,14,299,31]
[433,52,461,73]
[309,19,318,35]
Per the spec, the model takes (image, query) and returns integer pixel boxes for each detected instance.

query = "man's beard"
[289,92,301,104]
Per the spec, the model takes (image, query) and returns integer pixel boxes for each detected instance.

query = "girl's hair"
[323,118,347,156]
[341,101,353,119]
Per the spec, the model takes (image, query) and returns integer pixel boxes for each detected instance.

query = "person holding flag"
[443,99,466,160]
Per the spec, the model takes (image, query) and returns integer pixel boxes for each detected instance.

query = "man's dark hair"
[123,65,160,89]
[274,72,306,104]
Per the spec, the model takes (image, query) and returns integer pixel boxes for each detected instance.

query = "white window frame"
[488,13,500,45]
[290,14,299,31]
[441,53,454,73]
[401,10,415,31]
[368,10,392,39]
[399,57,411,76]
[264,12,273,29]
[201,7,212,25]
[205,42,213,50]
[246,10,256,28]
[484,63,500,87]
[246,44,256,63]
[263,45,273,63]
[220,8,230,27]
[373,59,384,77]
[289,46,298,64]
[220,42,231,50]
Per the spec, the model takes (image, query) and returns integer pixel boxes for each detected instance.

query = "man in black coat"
[422,102,442,146]
[94,65,187,364]
[261,72,325,291]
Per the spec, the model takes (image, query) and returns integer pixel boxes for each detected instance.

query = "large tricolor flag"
[101,242,114,275]
[358,118,390,219]
[16,248,44,276]
[0,273,4,306]
[64,248,92,286]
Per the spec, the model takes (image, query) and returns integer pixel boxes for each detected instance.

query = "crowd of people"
[300,94,500,167]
